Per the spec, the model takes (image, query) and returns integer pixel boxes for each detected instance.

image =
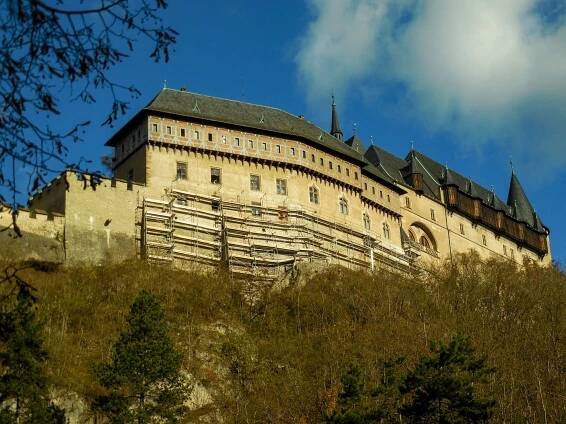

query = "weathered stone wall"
[0,205,65,263]
[62,172,146,265]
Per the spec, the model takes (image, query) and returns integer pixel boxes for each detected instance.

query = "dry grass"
[4,253,565,423]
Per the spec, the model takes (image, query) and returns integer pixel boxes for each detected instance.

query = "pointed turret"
[330,96,343,140]
[506,171,540,228]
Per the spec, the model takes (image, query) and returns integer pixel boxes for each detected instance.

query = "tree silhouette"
[400,335,496,423]
[93,289,190,423]
[0,0,176,207]
[0,282,65,423]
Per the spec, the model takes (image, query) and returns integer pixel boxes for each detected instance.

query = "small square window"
[152,123,158,132]
[167,126,172,135]
[211,167,221,185]
[180,128,186,137]
[291,147,296,156]
[251,201,262,217]
[176,162,187,180]
[208,133,213,142]
[276,178,287,195]
[250,174,261,191]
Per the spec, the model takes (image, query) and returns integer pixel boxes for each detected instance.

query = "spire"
[330,95,343,140]
[506,171,540,228]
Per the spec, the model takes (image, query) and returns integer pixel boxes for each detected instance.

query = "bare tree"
[0,0,177,207]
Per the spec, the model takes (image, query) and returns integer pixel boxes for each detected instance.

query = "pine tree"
[399,335,495,423]
[93,290,190,423]
[0,287,65,423]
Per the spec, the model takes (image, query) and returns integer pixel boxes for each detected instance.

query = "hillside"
[3,254,565,423]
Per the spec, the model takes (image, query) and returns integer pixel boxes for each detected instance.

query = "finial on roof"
[509,156,515,175]
[410,140,415,151]
[163,79,167,89]
[353,122,358,135]
[370,135,374,145]
[330,94,343,141]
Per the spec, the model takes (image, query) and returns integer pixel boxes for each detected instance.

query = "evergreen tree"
[93,290,190,423]
[0,287,65,423]
[399,335,495,423]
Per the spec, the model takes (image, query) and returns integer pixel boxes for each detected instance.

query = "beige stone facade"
[4,89,549,277]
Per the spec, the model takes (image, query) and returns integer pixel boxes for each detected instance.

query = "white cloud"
[296,0,566,176]
[296,0,389,104]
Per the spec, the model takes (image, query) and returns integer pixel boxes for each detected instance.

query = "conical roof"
[506,172,542,229]
[330,96,343,140]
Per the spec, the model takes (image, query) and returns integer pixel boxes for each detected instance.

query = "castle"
[0,88,551,278]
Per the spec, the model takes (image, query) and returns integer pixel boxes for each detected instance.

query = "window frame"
[176,161,188,180]
[276,178,288,195]
[250,174,261,191]
[211,167,221,185]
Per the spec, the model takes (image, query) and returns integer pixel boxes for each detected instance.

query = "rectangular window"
[291,147,296,156]
[302,150,307,159]
[176,162,188,180]
[510,249,514,259]
[346,168,350,177]
[354,172,359,180]
[329,161,333,170]
[311,154,315,163]
[430,209,436,221]
[166,126,172,135]
[276,178,287,195]
[380,190,383,198]
[320,157,324,166]
[234,137,240,147]
[211,167,221,185]
[337,164,341,173]
[262,142,268,151]
[405,197,411,208]
[211,200,220,212]
[387,194,390,202]
[248,139,254,149]
[221,135,227,144]
[180,128,186,137]
[276,145,282,154]
[503,245,507,256]
[208,133,213,142]
[152,123,158,132]
[364,182,368,190]
[372,187,375,195]
[250,174,261,191]
[194,130,200,140]
[460,223,465,235]
[482,234,487,246]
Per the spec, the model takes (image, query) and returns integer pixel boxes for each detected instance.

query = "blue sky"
[6,0,566,263]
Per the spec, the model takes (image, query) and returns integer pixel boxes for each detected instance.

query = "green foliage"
[0,287,64,423]
[400,335,495,423]
[93,289,190,423]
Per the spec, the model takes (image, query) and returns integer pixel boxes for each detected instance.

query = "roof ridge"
[161,87,291,115]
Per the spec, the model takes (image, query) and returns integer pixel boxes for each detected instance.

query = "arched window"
[383,222,390,239]
[339,197,348,215]
[420,236,430,249]
[408,230,416,241]
[363,213,371,230]
[309,186,319,204]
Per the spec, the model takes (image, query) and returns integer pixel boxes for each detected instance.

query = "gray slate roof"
[345,134,364,153]
[143,89,364,163]
[507,172,544,230]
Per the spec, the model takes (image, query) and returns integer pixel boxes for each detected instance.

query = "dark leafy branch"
[0,0,176,206]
